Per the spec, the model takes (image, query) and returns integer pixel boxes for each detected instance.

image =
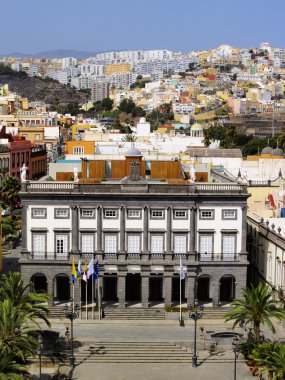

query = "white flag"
[77,260,81,277]
[87,258,94,279]
[179,256,185,280]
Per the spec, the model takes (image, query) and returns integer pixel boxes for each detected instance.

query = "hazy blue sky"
[2,0,284,53]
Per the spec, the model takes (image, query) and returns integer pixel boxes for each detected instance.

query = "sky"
[1,0,285,54]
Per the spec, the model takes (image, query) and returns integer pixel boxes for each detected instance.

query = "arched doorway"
[172,276,186,302]
[54,274,70,303]
[220,275,235,303]
[30,274,47,293]
[103,275,118,302]
[197,275,212,303]
[149,275,163,302]
[126,274,141,302]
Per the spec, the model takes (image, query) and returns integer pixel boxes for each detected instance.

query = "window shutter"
[33,234,45,257]
[127,235,140,253]
[151,235,164,253]
[222,235,235,258]
[81,234,94,253]
[105,235,117,253]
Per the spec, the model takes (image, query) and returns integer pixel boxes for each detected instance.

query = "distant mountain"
[0,49,100,59]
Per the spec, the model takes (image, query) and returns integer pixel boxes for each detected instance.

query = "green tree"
[249,342,276,380]
[121,134,137,142]
[0,346,29,380]
[0,176,21,218]
[225,283,285,343]
[131,106,146,118]
[101,97,113,111]
[118,98,136,114]
[1,216,16,237]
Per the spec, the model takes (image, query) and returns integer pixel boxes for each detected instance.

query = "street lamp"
[37,334,43,379]
[189,302,204,368]
[64,300,80,368]
[232,336,241,380]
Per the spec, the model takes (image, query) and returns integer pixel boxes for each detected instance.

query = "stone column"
[163,276,172,306]
[189,206,197,259]
[47,279,54,306]
[119,206,126,254]
[166,207,172,258]
[141,275,149,308]
[71,206,79,253]
[240,205,248,261]
[212,280,219,307]
[97,206,103,252]
[118,275,126,308]
[143,206,149,255]
[186,275,196,306]
[21,204,29,257]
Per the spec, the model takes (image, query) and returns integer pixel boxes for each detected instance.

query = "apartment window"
[199,209,214,220]
[151,235,164,253]
[174,210,188,219]
[32,233,46,258]
[222,209,237,220]
[127,209,141,219]
[81,209,95,218]
[55,234,68,256]
[150,209,164,219]
[81,234,94,253]
[173,235,187,254]
[54,208,70,219]
[127,234,141,253]
[222,234,236,259]
[35,134,40,140]
[73,146,84,155]
[104,209,118,218]
[31,208,47,219]
[199,235,213,259]
[104,234,117,253]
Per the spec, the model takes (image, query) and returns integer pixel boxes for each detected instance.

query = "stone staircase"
[47,305,66,319]
[75,341,192,363]
[103,307,165,320]
[202,307,233,319]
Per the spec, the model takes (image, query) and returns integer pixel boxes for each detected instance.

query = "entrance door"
[103,276,118,301]
[149,276,163,301]
[220,277,235,302]
[172,277,185,302]
[31,275,47,292]
[126,274,141,301]
[56,276,70,302]
[197,277,210,301]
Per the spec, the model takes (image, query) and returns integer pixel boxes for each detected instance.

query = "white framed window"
[222,235,236,258]
[104,209,118,218]
[173,235,187,253]
[174,210,188,219]
[104,234,117,253]
[151,235,164,253]
[73,146,84,155]
[151,210,164,219]
[81,209,95,218]
[200,210,214,220]
[32,208,46,218]
[127,209,141,218]
[222,209,237,220]
[81,234,94,253]
[32,233,46,258]
[55,208,69,218]
[199,235,213,259]
[127,235,141,253]
[56,234,68,255]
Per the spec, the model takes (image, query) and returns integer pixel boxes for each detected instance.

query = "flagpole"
[98,277,101,320]
[92,267,94,320]
[86,280,88,320]
[79,279,82,319]
[72,283,75,314]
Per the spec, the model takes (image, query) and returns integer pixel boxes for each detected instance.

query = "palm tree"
[0,346,29,380]
[0,176,21,219]
[277,132,285,150]
[0,272,50,326]
[225,283,285,343]
[250,342,285,380]
[121,134,137,142]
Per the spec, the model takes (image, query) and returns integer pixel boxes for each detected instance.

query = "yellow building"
[105,63,131,76]
[71,124,95,139]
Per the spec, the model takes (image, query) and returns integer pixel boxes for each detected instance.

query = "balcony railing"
[31,252,69,260]
[199,253,239,262]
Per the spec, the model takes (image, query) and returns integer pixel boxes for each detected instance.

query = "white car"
[1,209,9,216]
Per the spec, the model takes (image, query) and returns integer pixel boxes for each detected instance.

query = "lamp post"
[189,302,204,368]
[232,336,240,380]
[64,300,80,368]
[37,334,43,379]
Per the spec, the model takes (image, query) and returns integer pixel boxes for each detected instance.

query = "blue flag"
[94,261,100,281]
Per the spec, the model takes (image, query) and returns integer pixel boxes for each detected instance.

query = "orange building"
[65,141,95,155]
[105,63,131,76]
